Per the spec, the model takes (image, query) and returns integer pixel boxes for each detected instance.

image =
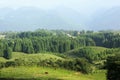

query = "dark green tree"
[3,47,12,59]
[106,54,120,80]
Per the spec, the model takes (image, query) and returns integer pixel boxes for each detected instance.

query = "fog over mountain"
[0,7,120,31]
[89,7,120,30]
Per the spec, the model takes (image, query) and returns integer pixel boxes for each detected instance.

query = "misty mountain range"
[0,7,120,31]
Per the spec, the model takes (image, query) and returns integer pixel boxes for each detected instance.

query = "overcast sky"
[0,0,120,15]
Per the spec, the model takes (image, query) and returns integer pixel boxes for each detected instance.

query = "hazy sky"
[0,0,120,15]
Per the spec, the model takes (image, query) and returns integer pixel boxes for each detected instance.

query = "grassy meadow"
[0,66,106,80]
[0,51,107,80]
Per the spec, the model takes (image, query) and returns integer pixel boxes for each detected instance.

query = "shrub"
[106,54,120,80]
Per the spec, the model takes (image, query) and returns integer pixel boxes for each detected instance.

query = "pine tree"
[3,47,12,59]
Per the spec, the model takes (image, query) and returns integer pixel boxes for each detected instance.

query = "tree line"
[1,30,120,59]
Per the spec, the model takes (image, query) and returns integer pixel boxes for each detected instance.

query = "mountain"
[0,7,120,31]
[0,7,86,31]
[89,7,120,30]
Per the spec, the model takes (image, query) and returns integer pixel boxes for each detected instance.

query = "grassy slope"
[0,47,109,63]
[84,46,108,54]
[0,52,106,80]
[65,46,108,57]
[12,52,64,60]
[0,57,7,62]
[0,52,64,63]
[0,66,106,80]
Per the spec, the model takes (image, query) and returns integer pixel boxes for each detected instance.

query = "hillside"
[1,7,120,31]
[65,46,108,55]
[65,46,108,60]
[0,52,106,80]
[0,7,85,31]
[0,52,64,63]
[0,66,106,80]
[0,30,120,80]
[90,7,120,30]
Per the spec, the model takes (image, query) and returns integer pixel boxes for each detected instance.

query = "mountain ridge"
[0,7,120,31]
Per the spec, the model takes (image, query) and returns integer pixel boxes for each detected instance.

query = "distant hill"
[89,7,120,30]
[0,7,120,31]
[0,7,86,31]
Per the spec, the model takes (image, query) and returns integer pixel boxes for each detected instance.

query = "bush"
[106,54,120,80]
[0,62,5,68]
[5,61,16,67]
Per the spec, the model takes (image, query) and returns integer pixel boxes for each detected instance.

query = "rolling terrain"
[0,52,106,80]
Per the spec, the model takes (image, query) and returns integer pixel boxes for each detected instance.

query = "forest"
[0,29,120,80]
